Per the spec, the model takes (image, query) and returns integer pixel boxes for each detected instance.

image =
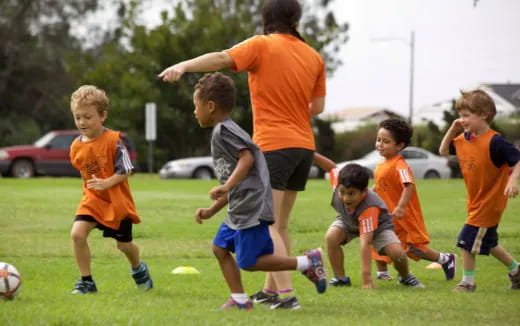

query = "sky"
[325,0,520,118]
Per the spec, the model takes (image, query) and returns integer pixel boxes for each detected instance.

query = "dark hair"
[455,89,496,123]
[262,0,305,42]
[194,72,236,112]
[378,118,413,148]
[338,163,369,190]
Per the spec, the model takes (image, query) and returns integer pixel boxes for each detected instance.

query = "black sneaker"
[441,254,457,280]
[509,270,520,290]
[398,274,425,288]
[329,276,352,287]
[270,296,301,310]
[132,262,153,290]
[250,291,278,305]
[71,279,97,294]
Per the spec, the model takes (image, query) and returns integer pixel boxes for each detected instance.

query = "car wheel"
[11,159,35,178]
[424,170,440,179]
[193,167,213,180]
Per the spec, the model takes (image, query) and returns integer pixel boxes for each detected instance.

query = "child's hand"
[504,181,519,198]
[194,208,213,224]
[361,277,375,290]
[392,207,405,219]
[158,64,185,82]
[86,175,110,190]
[451,119,464,133]
[210,185,229,200]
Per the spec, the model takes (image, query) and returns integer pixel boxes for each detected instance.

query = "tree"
[69,0,349,170]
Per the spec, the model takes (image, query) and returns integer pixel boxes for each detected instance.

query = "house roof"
[323,107,402,121]
[486,83,520,108]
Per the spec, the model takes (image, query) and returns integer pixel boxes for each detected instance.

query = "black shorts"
[456,224,498,255]
[75,215,133,242]
[263,148,314,191]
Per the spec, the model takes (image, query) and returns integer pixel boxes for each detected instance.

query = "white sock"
[231,293,248,304]
[438,253,449,264]
[377,271,390,277]
[296,255,309,271]
[462,275,475,285]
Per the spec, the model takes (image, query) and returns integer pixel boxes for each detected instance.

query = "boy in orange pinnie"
[69,85,152,294]
[439,89,520,292]
[372,119,456,282]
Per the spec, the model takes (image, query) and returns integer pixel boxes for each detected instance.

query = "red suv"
[0,130,138,178]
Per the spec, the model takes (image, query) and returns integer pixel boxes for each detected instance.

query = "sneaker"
[398,274,425,288]
[270,296,301,310]
[441,254,457,280]
[329,276,352,286]
[376,273,393,281]
[219,298,253,310]
[509,270,520,290]
[302,248,327,293]
[71,279,97,294]
[131,262,153,290]
[250,291,278,305]
[452,281,476,292]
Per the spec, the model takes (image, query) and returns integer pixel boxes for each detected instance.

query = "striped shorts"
[456,224,498,255]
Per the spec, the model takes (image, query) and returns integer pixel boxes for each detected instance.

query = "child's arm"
[439,119,463,156]
[505,161,520,198]
[359,231,375,289]
[210,148,254,200]
[158,52,234,83]
[313,152,336,172]
[86,173,127,190]
[392,183,414,219]
[194,196,228,224]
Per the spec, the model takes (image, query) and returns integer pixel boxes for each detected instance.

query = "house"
[414,83,520,128]
[321,107,404,133]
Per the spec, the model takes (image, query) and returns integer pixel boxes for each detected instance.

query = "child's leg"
[71,220,97,276]
[325,226,348,278]
[411,245,457,280]
[117,241,140,269]
[489,245,516,267]
[460,248,476,284]
[212,244,244,294]
[383,242,409,279]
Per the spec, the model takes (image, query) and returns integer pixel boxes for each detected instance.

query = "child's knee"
[71,229,86,243]
[117,241,133,252]
[211,244,229,260]
[325,227,344,247]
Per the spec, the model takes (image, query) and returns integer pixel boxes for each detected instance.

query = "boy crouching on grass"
[69,85,153,294]
[314,156,424,289]
[192,72,326,310]
[439,89,520,292]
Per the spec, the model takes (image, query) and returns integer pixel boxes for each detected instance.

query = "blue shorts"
[456,224,498,255]
[213,222,274,269]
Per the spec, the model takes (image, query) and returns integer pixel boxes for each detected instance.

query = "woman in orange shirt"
[159,0,325,309]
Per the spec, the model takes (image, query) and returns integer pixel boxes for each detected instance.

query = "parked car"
[327,146,451,179]
[0,130,137,178]
[159,156,320,180]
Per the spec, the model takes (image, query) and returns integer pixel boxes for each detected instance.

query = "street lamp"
[372,30,415,124]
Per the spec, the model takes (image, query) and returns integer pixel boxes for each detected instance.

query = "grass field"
[1,175,519,325]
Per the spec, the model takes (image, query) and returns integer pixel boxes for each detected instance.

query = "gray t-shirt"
[331,188,393,237]
[211,118,274,230]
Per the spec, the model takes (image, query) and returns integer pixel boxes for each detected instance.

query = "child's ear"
[397,142,406,151]
[207,100,217,113]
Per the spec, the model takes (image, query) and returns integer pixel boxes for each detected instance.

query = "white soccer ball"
[0,262,22,300]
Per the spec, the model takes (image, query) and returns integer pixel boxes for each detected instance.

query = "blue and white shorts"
[456,224,498,255]
[213,221,274,269]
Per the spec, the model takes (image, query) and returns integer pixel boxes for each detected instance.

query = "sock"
[437,253,449,264]
[277,288,294,299]
[263,287,277,296]
[82,275,93,282]
[132,262,144,273]
[508,261,519,274]
[377,271,390,277]
[296,255,310,271]
[231,293,248,304]
[462,270,475,285]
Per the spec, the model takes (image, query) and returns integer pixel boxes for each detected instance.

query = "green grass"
[1,176,519,325]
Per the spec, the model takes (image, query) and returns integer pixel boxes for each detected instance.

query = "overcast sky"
[326,0,520,118]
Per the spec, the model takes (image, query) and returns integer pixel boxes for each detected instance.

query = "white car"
[159,156,320,180]
[329,146,451,179]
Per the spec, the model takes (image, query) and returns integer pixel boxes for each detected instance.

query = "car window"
[48,134,77,149]
[34,132,56,147]
[402,150,427,159]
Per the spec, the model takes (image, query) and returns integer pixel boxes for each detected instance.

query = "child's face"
[193,90,214,128]
[337,184,367,211]
[72,104,106,140]
[375,128,404,159]
[457,109,488,134]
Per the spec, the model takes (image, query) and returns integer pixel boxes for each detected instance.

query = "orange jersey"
[374,155,429,245]
[70,130,140,229]
[225,34,326,152]
[453,129,509,227]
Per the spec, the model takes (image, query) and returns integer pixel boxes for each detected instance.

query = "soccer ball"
[0,262,22,300]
